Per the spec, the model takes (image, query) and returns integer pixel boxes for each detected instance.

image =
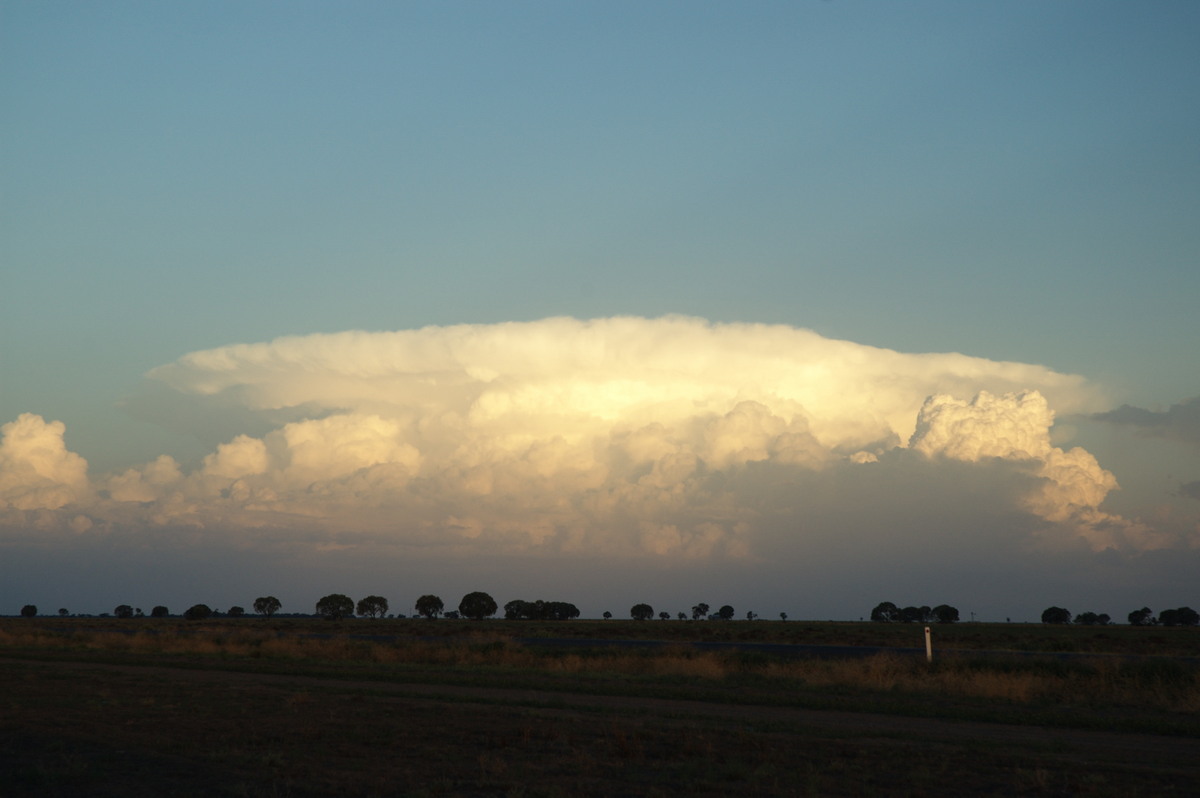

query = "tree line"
[1041,605,1199,626]
[15,597,1200,626]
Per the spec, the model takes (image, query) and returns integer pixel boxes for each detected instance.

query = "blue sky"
[2,2,1198,620]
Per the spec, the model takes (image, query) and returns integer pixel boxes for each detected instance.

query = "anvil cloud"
[1,318,1156,558]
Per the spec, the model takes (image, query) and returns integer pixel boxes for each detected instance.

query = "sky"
[2,1,1199,622]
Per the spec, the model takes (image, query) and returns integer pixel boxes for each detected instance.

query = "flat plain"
[2,618,1197,797]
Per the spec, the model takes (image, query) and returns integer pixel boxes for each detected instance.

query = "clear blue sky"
[2,2,1198,620]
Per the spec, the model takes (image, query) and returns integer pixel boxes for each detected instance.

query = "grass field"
[2,618,1197,796]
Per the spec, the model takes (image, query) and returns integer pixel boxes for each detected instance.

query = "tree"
[1128,607,1154,626]
[1041,606,1071,625]
[691,603,709,621]
[870,602,899,622]
[254,596,282,618]
[630,603,654,621]
[58,608,68,617]
[779,612,787,622]
[603,611,612,620]
[932,604,959,624]
[659,611,670,621]
[1074,611,1102,626]
[316,594,355,620]
[746,611,757,621]
[716,605,735,621]
[356,595,388,619]
[113,604,134,619]
[415,594,444,619]
[150,605,169,618]
[1159,607,1199,627]
[458,591,497,620]
[20,604,37,618]
[184,604,212,621]
[677,612,687,621]
[227,605,245,618]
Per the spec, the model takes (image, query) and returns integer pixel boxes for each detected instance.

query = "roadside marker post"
[925,626,932,663]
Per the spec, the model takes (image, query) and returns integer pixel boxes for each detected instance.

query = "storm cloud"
[3,317,1159,561]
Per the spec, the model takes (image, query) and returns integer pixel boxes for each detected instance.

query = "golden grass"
[3,622,1197,715]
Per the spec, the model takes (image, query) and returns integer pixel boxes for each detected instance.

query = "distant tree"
[677,612,687,621]
[900,606,931,623]
[150,606,169,618]
[184,604,212,621]
[603,611,613,620]
[458,591,497,620]
[58,608,68,617]
[932,604,960,624]
[254,596,282,617]
[1097,613,1111,626]
[114,604,134,619]
[545,601,580,620]
[356,596,388,619]
[315,594,355,620]
[505,599,531,620]
[779,612,787,622]
[659,611,670,621]
[20,604,37,618]
[1074,611,1102,626]
[746,611,757,621]
[1159,607,1199,627]
[227,605,245,618]
[1128,607,1155,626]
[444,610,460,619]
[716,605,735,621]
[1041,606,1071,625]
[415,594,444,619]
[870,602,899,623]
[630,603,654,621]
[691,603,709,621]
[135,608,145,618]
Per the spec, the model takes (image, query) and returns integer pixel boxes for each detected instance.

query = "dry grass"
[4,620,1198,719]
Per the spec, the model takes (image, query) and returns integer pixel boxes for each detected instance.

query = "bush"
[458,591,497,620]
[20,604,37,618]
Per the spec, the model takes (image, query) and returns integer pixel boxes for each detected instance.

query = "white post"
[924,626,932,663]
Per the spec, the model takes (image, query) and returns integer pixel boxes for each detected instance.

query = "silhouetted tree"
[444,610,460,619]
[603,611,613,620]
[659,611,670,620]
[415,594,444,619]
[746,611,757,621]
[113,604,134,619]
[1074,611,1105,625]
[870,602,899,622]
[677,612,686,621]
[254,596,282,617]
[316,594,355,620]
[779,612,787,622]
[932,604,960,624]
[1128,607,1154,626]
[458,591,497,620]
[1041,606,1071,625]
[356,596,388,619]
[691,603,709,621]
[184,604,212,621]
[1159,607,1199,627]
[716,605,735,621]
[630,603,654,621]
[151,605,169,618]
[57,608,68,617]
[223,605,242,618]
[20,604,37,618]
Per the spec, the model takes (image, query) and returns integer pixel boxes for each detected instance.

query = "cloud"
[1089,396,1200,446]
[0,414,90,511]
[3,316,1178,558]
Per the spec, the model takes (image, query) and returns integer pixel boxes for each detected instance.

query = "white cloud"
[5,317,1177,556]
[0,414,90,511]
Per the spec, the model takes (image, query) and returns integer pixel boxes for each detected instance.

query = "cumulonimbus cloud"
[1,316,1177,554]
